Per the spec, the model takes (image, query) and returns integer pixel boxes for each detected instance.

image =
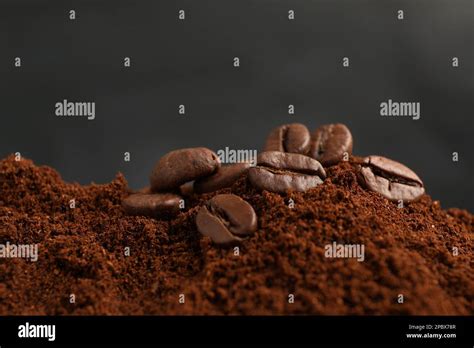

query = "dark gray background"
[1,0,473,211]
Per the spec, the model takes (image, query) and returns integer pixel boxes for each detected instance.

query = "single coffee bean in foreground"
[248,151,326,193]
[194,162,251,194]
[310,123,353,166]
[150,147,220,192]
[264,123,310,154]
[122,192,182,217]
[196,194,257,246]
[358,155,425,202]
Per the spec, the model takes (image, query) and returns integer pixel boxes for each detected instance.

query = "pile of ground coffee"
[0,155,472,315]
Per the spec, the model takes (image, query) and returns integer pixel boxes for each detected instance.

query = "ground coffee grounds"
[0,155,472,315]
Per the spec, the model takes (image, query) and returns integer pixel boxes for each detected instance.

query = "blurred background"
[1,0,473,210]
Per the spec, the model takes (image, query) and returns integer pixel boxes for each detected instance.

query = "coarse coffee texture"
[0,155,472,315]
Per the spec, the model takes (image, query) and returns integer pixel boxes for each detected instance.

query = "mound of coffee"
[0,153,472,315]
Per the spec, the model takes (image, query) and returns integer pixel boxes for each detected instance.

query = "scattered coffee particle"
[0,155,472,315]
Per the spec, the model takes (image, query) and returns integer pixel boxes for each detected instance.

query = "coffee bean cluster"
[122,122,425,246]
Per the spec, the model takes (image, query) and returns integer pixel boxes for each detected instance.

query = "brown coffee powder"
[0,155,472,315]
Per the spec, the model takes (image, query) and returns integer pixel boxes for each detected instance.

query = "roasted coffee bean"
[358,155,424,202]
[310,123,353,166]
[179,181,195,197]
[248,151,326,193]
[196,194,257,246]
[264,123,311,154]
[194,162,251,194]
[122,192,182,217]
[150,147,220,192]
